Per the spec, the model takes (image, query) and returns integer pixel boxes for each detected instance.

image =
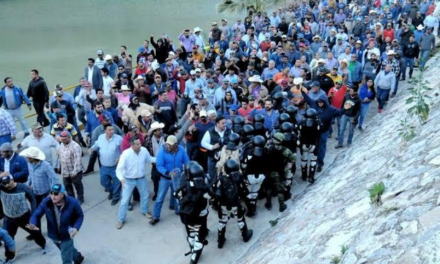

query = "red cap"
[300,43,305,48]
[281,80,288,85]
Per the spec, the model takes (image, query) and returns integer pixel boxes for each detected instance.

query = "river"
[0,0,235,90]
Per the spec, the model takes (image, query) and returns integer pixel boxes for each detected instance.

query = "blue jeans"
[180,97,189,117]
[7,107,29,134]
[358,103,370,128]
[329,116,341,137]
[118,177,149,222]
[376,87,391,110]
[207,156,217,184]
[419,49,430,68]
[0,134,11,145]
[100,166,120,201]
[317,130,329,167]
[338,115,355,146]
[402,57,414,79]
[152,177,178,220]
[52,239,81,264]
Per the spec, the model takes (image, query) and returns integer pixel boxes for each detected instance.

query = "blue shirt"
[156,145,189,177]
[251,108,280,132]
[85,110,114,135]
[92,134,122,167]
[26,160,59,195]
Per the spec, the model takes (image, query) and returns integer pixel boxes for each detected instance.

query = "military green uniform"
[264,133,296,212]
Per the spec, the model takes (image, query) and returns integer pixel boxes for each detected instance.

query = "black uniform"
[298,108,320,184]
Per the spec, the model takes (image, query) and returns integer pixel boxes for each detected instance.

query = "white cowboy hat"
[248,75,263,83]
[318,58,326,64]
[140,109,152,117]
[313,35,321,40]
[340,59,349,65]
[193,27,203,33]
[386,50,395,56]
[417,25,424,30]
[104,54,112,60]
[19,146,46,161]
[148,122,165,134]
[293,77,303,85]
[121,85,131,91]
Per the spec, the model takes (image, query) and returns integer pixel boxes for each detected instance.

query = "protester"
[0,143,29,183]
[27,69,50,127]
[18,123,59,165]
[0,109,17,146]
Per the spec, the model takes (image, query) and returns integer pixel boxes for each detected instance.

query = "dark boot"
[301,167,308,181]
[284,190,292,201]
[308,167,316,184]
[279,203,287,212]
[264,198,272,210]
[217,228,226,249]
[189,242,205,264]
[245,201,257,217]
[241,225,253,243]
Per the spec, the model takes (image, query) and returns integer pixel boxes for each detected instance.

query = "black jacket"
[27,77,49,103]
[341,94,361,119]
[403,42,420,59]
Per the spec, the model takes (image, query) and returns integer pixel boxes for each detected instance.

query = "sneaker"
[111,199,119,206]
[390,93,395,98]
[74,253,85,264]
[335,145,343,149]
[378,109,383,113]
[42,245,48,254]
[128,204,133,211]
[144,212,152,219]
[358,126,364,132]
[317,166,322,172]
[152,194,157,201]
[5,255,16,264]
[400,78,405,81]
[279,204,287,212]
[26,234,33,240]
[116,222,124,229]
[169,205,175,210]
[82,169,94,176]
[107,192,113,200]
[149,219,160,225]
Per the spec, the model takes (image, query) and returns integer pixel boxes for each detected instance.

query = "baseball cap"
[55,90,63,97]
[281,80,288,86]
[99,113,111,122]
[128,125,138,132]
[0,143,13,151]
[230,104,238,111]
[50,184,67,195]
[166,135,177,145]
[120,73,128,78]
[31,123,43,130]
[207,78,214,84]
[97,50,104,55]
[200,110,207,117]
[59,131,71,139]
[0,175,12,186]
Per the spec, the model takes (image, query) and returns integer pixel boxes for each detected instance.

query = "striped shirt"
[26,160,59,195]
[0,109,17,137]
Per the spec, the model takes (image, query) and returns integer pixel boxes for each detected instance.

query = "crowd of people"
[0,0,438,263]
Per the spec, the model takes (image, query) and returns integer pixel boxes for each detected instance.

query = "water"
[0,0,234,89]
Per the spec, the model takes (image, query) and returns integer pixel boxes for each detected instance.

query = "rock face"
[237,52,440,264]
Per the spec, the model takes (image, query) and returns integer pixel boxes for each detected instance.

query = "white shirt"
[102,75,114,96]
[116,147,156,180]
[87,67,94,87]
[4,153,14,172]
[201,126,226,150]
[20,133,59,164]
[75,88,96,112]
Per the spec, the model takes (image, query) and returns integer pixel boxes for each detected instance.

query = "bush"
[406,71,432,124]
[398,118,416,141]
[369,182,385,207]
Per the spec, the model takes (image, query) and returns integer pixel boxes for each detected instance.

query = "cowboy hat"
[318,58,326,64]
[193,27,203,33]
[19,146,46,161]
[148,122,165,134]
[248,75,263,83]
[340,59,348,65]
[135,75,145,82]
[417,25,424,30]
[140,109,152,117]
[104,54,112,61]
[313,35,321,40]
[386,50,395,56]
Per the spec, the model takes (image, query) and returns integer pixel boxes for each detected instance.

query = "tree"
[217,0,288,15]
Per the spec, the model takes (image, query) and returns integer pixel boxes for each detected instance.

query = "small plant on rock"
[398,118,416,141]
[341,245,349,255]
[269,218,280,227]
[369,182,385,207]
[330,256,341,264]
[406,71,432,124]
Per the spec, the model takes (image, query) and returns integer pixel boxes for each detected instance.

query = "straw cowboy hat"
[19,146,46,161]
[417,25,424,30]
[148,122,165,134]
[193,27,203,33]
[248,75,263,83]
[386,50,396,56]
[293,77,303,85]
[104,54,112,60]
[135,75,145,82]
[121,85,131,91]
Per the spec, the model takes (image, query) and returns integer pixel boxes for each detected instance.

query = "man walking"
[57,131,85,204]
[0,108,17,145]
[374,64,396,113]
[0,175,47,253]
[18,123,59,165]
[419,27,436,69]
[27,184,85,264]
[150,135,189,225]
[116,136,156,229]
[85,58,103,90]
[0,77,32,136]
[336,85,361,148]
[27,69,50,127]
[90,124,123,206]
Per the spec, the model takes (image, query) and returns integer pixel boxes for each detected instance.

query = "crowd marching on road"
[0,0,438,263]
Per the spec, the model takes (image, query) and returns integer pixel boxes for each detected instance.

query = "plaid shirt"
[0,108,17,136]
[26,160,59,195]
[381,58,400,76]
[58,141,83,178]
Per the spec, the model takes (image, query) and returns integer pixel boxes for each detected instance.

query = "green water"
[0,0,233,89]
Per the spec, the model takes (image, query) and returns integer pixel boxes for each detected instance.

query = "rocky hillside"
[238,51,440,264]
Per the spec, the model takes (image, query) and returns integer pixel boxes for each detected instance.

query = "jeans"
[100,166,121,201]
[186,141,198,160]
[338,115,355,146]
[152,177,178,220]
[76,106,87,126]
[3,211,46,249]
[358,103,370,128]
[118,177,149,222]
[7,107,29,134]
[394,75,400,93]
[180,97,189,117]
[317,130,329,167]
[34,192,49,229]
[63,172,84,202]
[419,49,430,68]
[376,87,391,110]
[207,156,217,184]
[33,101,50,127]
[52,239,82,264]
[329,116,341,137]
[402,57,414,79]
[0,134,11,145]
[86,150,100,171]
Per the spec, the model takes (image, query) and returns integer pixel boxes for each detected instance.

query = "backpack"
[220,175,239,205]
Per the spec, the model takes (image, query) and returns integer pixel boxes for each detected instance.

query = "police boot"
[308,166,316,184]
[217,228,226,249]
[189,240,206,264]
[284,190,292,201]
[264,197,272,210]
[241,225,253,243]
[246,201,257,217]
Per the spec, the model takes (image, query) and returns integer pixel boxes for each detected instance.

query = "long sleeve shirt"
[116,147,156,180]
[20,133,59,165]
[26,160,59,195]
[0,109,17,137]
[156,145,189,177]
[91,134,122,167]
[0,183,36,218]
[58,141,84,177]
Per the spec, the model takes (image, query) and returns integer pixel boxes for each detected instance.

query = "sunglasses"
[155,77,161,79]
[50,192,61,196]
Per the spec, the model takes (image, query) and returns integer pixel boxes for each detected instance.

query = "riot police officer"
[298,108,320,184]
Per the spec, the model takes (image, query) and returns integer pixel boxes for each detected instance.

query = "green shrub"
[369,182,385,207]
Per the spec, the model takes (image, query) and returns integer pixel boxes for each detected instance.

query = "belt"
[161,174,172,180]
